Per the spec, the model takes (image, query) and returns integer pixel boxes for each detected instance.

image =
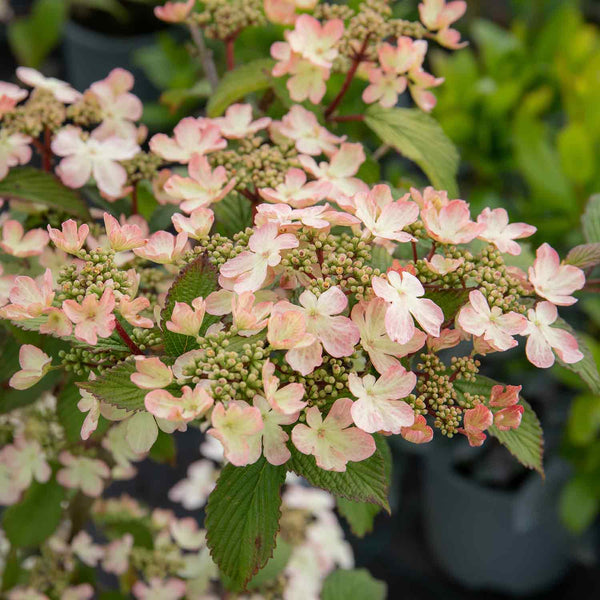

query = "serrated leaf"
[582,194,600,243]
[365,105,459,196]
[206,58,275,118]
[565,243,600,269]
[424,288,470,322]
[57,381,86,443]
[161,255,220,356]
[287,436,390,511]
[246,538,292,589]
[321,569,387,600]
[336,497,381,537]
[0,167,90,219]
[454,375,544,475]
[3,477,65,547]
[205,457,286,591]
[212,193,253,238]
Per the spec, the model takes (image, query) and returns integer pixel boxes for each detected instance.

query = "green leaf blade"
[582,194,600,243]
[321,569,387,600]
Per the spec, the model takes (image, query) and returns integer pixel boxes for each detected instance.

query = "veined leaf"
[365,105,459,196]
[321,569,387,600]
[424,288,470,322]
[565,243,600,269]
[205,457,286,591]
[206,58,275,118]
[212,193,253,238]
[336,498,381,537]
[582,194,600,243]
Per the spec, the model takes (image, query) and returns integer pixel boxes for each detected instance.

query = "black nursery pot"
[423,442,572,595]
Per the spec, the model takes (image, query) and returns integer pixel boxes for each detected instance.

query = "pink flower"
[489,384,521,407]
[292,398,375,472]
[166,297,206,337]
[276,51,330,103]
[372,270,444,344]
[287,15,344,69]
[130,357,173,389]
[2,437,51,488]
[89,69,143,139]
[154,0,194,23]
[145,384,214,423]
[488,384,523,431]
[231,291,273,335]
[0,132,32,179]
[267,308,317,364]
[220,223,298,292]
[419,0,467,49]
[213,103,271,139]
[62,289,116,345]
[362,66,408,108]
[459,404,493,447]
[77,387,100,441]
[272,105,343,155]
[16,67,81,103]
[57,451,110,497]
[207,401,264,466]
[259,168,322,208]
[0,82,28,116]
[0,269,54,319]
[355,184,418,243]
[163,154,236,213]
[427,327,461,351]
[149,117,226,163]
[352,298,426,374]
[133,231,188,264]
[0,220,48,257]
[477,208,536,255]
[119,295,153,328]
[40,307,73,336]
[253,395,297,465]
[104,213,146,251]
[523,301,583,369]
[172,208,214,239]
[528,243,585,306]
[421,198,483,244]
[408,68,444,112]
[168,460,216,509]
[261,359,306,414]
[132,578,186,600]
[401,414,433,444]
[348,365,416,434]
[9,345,52,390]
[47,219,89,254]
[457,290,527,351]
[424,254,464,275]
[102,534,133,575]
[52,126,140,198]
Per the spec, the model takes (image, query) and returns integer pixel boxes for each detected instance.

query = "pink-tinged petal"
[494,405,524,431]
[384,302,415,345]
[463,404,493,432]
[401,414,433,444]
[489,384,521,408]
[130,357,173,389]
[286,339,323,375]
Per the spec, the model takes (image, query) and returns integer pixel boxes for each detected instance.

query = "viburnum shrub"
[1,0,599,598]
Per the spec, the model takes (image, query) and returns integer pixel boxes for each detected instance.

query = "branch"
[114,320,144,355]
[188,23,219,91]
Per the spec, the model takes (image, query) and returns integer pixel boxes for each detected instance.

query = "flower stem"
[225,36,236,70]
[188,23,219,91]
[115,320,143,355]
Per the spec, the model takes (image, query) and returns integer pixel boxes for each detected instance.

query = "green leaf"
[555,323,600,395]
[454,375,544,475]
[149,429,177,464]
[56,381,85,443]
[423,288,470,322]
[565,243,600,269]
[246,538,292,590]
[336,497,381,537]
[212,193,253,238]
[582,194,600,243]
[364,105,459,196]
[287,436,390,511]
[370,245,393,272]
[206,58,275,118]
[205,457,286,591]
[0,168,90,219]
[559,476,599,534]
[3,477,65,547]
[161,255,220,356]
[567,394,600,446]
[557,123,595,185]
[321,569,387,600]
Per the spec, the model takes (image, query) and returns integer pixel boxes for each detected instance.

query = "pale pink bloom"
[57,451,110,497]
[207,401,264,466]
[163,154,235,213]
[52,126,140,198]
[352,298,426,374]
[0,132,32,180]
[424,254,464,275]
[494,405,524,431]
[7,589,50,600]
[273,47,330,104]
[104,213,146,251]
[9,345,51,390]
[299,143,368,205]
[259,168,322,208]
[362,67,407,107]
[421,198,482,244]
[16,67,81,103]
[0,219,47,257]
[0,264,15,307]
[477,207,536,255]
[372,271,444,344]
[102,534,133,575]
[40,307,73,336]
[220,223,299,293]
[169,459,216,509]
[355,185,418,243]
[261,359,306,414]
[145,384,214,423]
[132,578,186,600]
[410,185,450,210]
[272,105,343,155]
[255,202,357,231]
[78,388,100,441]
[1,437,51,488]
[171,208,214,239]
[292,397,375,472]
[528,243,585,306]
[287,15,344,69]
[457,290,527,352]
[0,82,28,116]
[166,297,206,337]
[130,357,173,389]
[231,291,272,335]
[490,384,521,407]
[0,269,55,319]
[267,308,318,373]
[47,219,89,254]
[408,68,445,112]
[348,365,416,434]
[401,414,433,444]
[169,517,206,550]
[213,103,271,139]
[426,327,461,351]
[133,231,188,264]
[434,26,468,49]
[523,301,583,369]
[149,117,226,163]
[89,68,143,139]
[154,0,194,23]
[153,169,179,205]
[62,289,116,345]
[119,295,153,328]
[459,404,493,447]
[71,531,104,567]
[254,395,297,465]
[264,0,299,25]
[419,0,467,48]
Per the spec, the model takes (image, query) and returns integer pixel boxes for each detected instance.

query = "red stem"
[225,37,236,70]
[328,114,365,122]
[411,241,419,263]
[426,242,437,261]
[115,320,143,355]
[43,127,52,172]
